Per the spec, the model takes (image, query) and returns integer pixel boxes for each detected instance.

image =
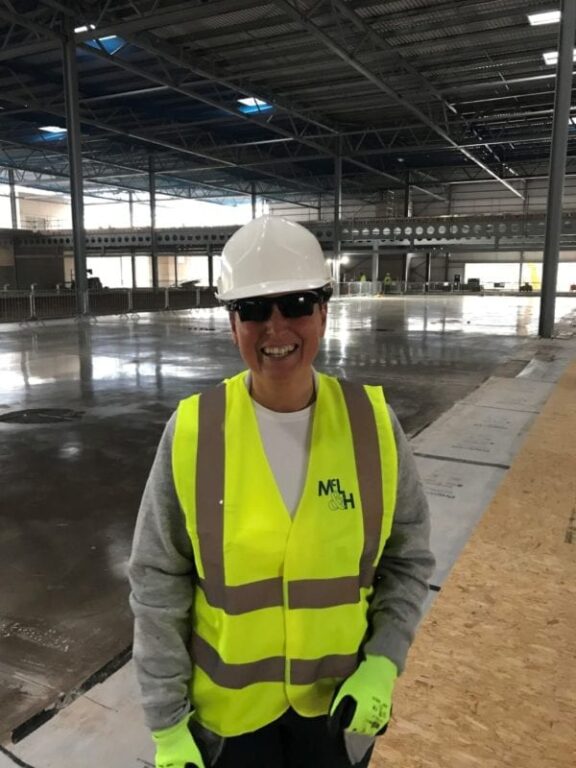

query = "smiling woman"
[218,218,332,411]
[129,215,435,768]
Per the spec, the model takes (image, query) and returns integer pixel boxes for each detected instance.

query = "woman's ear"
[319,302,328,336]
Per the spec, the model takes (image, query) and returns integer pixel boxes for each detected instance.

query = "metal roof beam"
[0,137,325,208]
[42,0,445,197]
[0,7,363,193]
[2,0,447,201]
[275,0,524,200]
[0,72,328,197]
[68,39,441,196]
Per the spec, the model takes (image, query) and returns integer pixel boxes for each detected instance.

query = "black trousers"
[210,709,374,768]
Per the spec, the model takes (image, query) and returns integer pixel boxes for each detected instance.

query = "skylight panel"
[528,11,561,26]
[237,97,273,114]
[84,34,125,55]
[238,97,269,108]
[39,126,67,134]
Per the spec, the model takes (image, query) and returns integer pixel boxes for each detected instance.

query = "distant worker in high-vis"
[129,216,435,768]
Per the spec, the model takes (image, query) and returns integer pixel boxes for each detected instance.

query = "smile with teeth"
[261,344,298,358]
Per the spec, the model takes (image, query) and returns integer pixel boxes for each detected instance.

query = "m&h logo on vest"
[318,478,356,510]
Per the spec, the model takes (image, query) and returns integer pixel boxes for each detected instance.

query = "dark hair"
[318,284,333,303]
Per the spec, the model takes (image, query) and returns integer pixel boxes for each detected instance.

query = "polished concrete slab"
[0,294,575,741]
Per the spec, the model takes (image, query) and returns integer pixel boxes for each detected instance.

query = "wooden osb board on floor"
[373,362,576,768]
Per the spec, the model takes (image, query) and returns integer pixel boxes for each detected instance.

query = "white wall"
[85,198,258,229]
[18,192,71,229]
[412,177,576,217]
[80,253,221,288]
[0,184,14,228]
[463,262,576,291]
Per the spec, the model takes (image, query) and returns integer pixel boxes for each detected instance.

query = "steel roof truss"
[276,0,524,199]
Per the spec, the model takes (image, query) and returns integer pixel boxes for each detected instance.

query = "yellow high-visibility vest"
[172,371,398,737]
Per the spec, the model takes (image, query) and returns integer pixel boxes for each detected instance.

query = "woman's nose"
[265,303,288,328]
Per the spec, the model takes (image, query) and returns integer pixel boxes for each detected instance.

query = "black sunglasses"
[228,290,326,323]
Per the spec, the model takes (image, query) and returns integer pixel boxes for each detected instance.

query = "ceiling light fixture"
[543,49,576,65]
[74,24,96,33]
[528,11,561,26]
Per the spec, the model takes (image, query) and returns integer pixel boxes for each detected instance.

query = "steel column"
[149,155,158,288]
[519,180,529,289]
[131,248,137,288]
[539,0,576,337]
[8,169,18,229]
[129,191,134,228]
[404,172,414,287]
[207,244,213,288]
[333,138,342,292]
[371,242,379,291]
[403,172,412,218]
[62,21,87,312]
[251,182,257,220]
[403,253,411,283]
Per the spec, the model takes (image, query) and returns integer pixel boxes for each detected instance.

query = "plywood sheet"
[373,543,576,768]
[472,362,576,562]
[373,361,576,768]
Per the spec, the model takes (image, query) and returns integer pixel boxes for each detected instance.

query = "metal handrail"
[0,286,219,323]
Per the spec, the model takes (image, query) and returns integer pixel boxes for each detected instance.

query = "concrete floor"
[1,294,575,741]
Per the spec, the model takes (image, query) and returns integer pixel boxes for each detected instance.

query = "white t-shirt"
[245,373,314,517]
[253,400,313,516]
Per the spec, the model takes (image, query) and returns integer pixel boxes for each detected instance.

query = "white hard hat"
[217,215,332,301]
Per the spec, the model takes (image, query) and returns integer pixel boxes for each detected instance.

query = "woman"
[129,216,434,768]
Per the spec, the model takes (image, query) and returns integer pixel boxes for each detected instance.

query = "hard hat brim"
[217,277,333,302]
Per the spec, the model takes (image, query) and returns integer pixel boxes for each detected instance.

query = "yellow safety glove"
[329,654,397,737]
[152,713,207,768]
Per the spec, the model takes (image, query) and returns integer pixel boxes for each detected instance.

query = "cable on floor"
[0,744,39,768]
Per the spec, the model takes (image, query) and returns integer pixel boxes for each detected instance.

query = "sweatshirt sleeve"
[128,412,196,731]
[363,406,435,673]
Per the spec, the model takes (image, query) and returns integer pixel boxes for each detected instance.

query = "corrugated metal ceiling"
[0,0,572,205]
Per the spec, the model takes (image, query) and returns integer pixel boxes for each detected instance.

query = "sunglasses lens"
[233,291,321,322]
[237,299,272,322]
[277,293,317,318]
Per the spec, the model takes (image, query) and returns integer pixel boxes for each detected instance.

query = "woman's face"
[229,293,328,386]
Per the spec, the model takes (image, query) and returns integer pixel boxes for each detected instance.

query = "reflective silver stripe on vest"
[290,653,359,685]
[192,633,285,688]
[196,379,382,614]
[288,576,360,608]
[196,386,227,603]
[196,387,286,614]
[339,379,383,589]
[192,633,357,688]
[199,576,284,615]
